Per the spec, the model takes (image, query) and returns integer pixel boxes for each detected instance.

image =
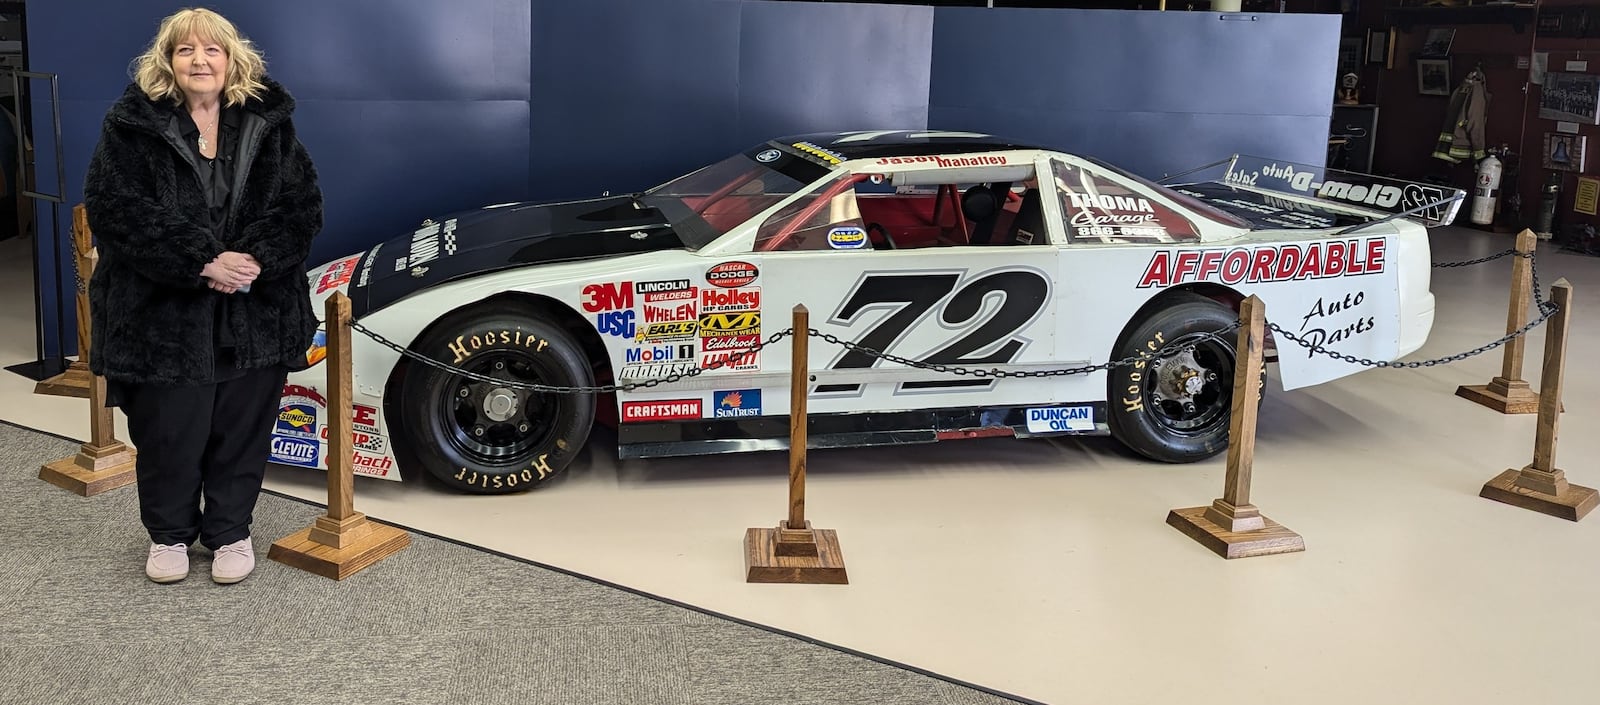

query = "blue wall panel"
[929,8,1338,178]
[21,0,1333,366]
[735,1,933,146]
[527,0,743,201]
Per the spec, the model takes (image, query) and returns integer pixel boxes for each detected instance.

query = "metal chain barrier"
[344,249,1559,389]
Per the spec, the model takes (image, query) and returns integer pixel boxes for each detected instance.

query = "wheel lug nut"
[459,387,470,398]
[494,361,505,370]
[1183,402,1197,414]
[518,423,530,433]
[473,426,485,437]
[1206,372,1218,381]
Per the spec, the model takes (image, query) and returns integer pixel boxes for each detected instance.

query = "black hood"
[346,195,685,316]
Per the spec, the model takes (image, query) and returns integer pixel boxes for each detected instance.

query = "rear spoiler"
[1160,155,1466,229]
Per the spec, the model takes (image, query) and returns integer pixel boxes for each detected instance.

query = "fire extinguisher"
[1471,154,1502,225]
[1538,171,1561,239]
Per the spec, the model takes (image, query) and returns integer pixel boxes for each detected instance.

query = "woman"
[85,7,323,585]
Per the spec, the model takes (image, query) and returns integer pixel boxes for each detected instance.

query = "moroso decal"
[622,399,703,422]
[706,261,758,288]
[1136,239,1386,289]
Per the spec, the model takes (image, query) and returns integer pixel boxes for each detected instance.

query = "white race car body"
[272,132,1460,488]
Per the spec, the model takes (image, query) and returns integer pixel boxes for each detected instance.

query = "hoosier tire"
[400,309,594,494]
[1107,293,1251,464]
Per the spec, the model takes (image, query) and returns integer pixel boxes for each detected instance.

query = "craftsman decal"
[621,399,703,422]
[1135,239,1387,289]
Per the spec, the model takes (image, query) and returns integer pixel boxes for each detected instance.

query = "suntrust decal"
[1136,238,1386,289]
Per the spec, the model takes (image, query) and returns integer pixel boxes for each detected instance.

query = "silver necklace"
[197,115,217,152]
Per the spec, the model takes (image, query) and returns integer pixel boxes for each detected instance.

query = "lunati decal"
[1136,239,1386,289]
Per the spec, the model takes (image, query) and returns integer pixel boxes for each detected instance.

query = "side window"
[755,173,870,251]
[1051,159,1200,244]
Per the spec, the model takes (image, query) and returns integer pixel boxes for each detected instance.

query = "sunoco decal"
[1136,239,1386,288]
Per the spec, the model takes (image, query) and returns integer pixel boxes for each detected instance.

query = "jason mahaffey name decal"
[1136,238,1386,289]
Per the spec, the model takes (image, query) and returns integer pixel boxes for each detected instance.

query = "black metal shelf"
[1386,4,1538,33]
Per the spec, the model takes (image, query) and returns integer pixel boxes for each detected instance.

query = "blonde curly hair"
[132,7,266,106]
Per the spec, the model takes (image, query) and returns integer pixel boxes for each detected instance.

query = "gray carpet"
[0,421,1031,705]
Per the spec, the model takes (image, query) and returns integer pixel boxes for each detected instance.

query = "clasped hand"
[202,251,261,293]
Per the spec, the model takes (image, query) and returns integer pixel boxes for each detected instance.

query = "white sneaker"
[211,538,255,584]
[146,543,190,583]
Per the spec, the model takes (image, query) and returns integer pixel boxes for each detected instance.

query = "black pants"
[120,365,288,550]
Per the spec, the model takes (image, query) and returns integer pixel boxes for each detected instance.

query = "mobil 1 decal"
[817,266,1050,395]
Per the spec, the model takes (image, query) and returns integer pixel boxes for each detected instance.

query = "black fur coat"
[85,77,323,386]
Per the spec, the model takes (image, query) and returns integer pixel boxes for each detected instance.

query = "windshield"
[1082,156,1252,230]
[640,153,819,249]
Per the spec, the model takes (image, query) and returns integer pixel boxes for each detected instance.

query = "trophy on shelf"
[1337,72,1361,105]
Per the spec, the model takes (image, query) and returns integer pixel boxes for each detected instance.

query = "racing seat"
[962,183,1009,245]
[997,188,1045,245]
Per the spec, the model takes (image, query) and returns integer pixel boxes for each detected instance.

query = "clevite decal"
[1136,239,1386,289]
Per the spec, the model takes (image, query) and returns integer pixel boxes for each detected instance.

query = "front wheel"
[399,308,595,494]
[1107,293,1250,463]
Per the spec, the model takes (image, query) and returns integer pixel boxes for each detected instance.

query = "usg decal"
[1025,406,1094,433]
[828,226,868,249]
[707,261,758,288]
[1136,239,1386,289]
[713,389,761,418]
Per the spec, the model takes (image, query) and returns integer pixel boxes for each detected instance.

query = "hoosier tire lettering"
[449,328,550,364]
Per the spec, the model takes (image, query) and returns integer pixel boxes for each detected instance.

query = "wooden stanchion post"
[1166,295,1305,559]
[1457,229,1545,414]
[35,204,96,398]
[39,215,137,497]
[268,292,410,579]
[743,305,848,584]
[1479,279,1597,521]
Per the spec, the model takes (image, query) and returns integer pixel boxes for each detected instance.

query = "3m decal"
[707,261,758,288]
[702,334,760,352]
[819,269,1050,394]
[713,389,761,418]
[701,287,760,313]
[621,399,703,422]
[275,404,318,439]
[1136,239,1386,289]
[698,311,760,337]
[315,255,361,294]
[269,436,320,468]
[1025,406,1094,433]
[581,281,634,313]
[828,226,868,249]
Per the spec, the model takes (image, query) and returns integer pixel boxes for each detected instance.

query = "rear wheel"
[400,308,594,494]
[1107,293,1248,463]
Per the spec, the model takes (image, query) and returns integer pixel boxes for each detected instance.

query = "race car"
[276,130,1463,494]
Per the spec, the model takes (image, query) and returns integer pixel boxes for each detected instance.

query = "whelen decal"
[706,261,758,288]
[1136,239,1387,289]
[621,399,703,422]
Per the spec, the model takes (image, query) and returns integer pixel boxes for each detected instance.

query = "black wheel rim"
[1141,331,1233,437]
[436,350,562,466]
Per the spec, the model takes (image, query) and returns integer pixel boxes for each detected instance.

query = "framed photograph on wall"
[1366,28,1394,68]
[1543,133,1587,172]
[1417,59,1451,96]
[1539,72,1600,125]
[1420,28,1455,58]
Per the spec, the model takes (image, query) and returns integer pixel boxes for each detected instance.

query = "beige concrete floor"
[7,227,1600,704]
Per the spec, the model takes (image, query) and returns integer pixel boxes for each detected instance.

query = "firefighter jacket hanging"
[1433,69,1489,163]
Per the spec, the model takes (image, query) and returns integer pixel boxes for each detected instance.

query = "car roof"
[770,130,1048,160]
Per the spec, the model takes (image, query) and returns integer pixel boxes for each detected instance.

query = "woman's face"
[171,33,227,101]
